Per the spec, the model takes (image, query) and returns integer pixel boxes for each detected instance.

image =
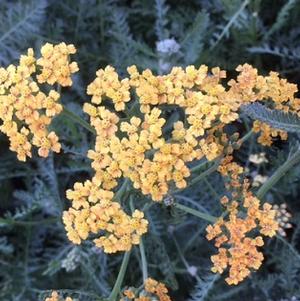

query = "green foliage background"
[1,0,300,300]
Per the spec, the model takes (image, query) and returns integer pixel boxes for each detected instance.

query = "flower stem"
[62,107,96,135]
[114,178,130,202]
[139,237,148,282]
[172,234,201,281]
[257,148,300,199]
[108,251,131,301]
[174,158,221,193]
[173,203,217,223]
[129,195,148,281]
[190,159,209,173]
[238,129,253,144]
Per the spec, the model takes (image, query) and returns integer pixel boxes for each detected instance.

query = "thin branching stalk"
[114,178,130,202]
[129,195,148,281]
[108,251,131,301]
[174,158,222,193]
[173,203,217,223]
[257,148,300,199]
[62,107,96,135]
[172,234,201,282]
[139,237,148,282]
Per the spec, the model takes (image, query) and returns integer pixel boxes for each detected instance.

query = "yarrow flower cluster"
[44,291,74,301]
[206,157,279,285]
[63,63,294,257]
[88,63,300,200]
[0,42,78,161]
[120,278,171,301]
[63,185,148,253]
[37,43,78,87]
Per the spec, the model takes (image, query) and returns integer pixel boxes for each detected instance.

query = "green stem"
[173,203,217,223]
[172,234,201,281]
[62,107,96,135]
[257,149,300,199]
[190,159,210,173]
[129,195,148,281]
[108,251,131,301]
[238,129,253,145]
[203,177,219,201]
[174,158,221,193]
[114,178,130,202]
[139,237,148,282]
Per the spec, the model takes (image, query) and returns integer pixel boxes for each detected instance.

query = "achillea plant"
[3,42,300,300]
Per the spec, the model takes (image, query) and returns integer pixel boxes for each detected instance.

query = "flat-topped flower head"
[37,42,78,86]
[0,43,78,161]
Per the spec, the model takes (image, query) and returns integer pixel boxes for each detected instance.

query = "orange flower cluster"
[253,120,288,146]
[44,291,74,301]
[120,278,171,301]
[0,43,78,161]
[207,157,278,285]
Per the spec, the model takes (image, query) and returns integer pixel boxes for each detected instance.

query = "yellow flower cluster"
[82,64,299,201]
[63,179,148,253]
[207,157,278,285]
[120,278,171,301]
[64,63,294,254]
[44,291,74,301]
[0,43,78,161]
[37,43,79,86]
[87,65,130,111]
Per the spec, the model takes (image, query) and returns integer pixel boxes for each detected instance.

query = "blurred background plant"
[1,0,300,300]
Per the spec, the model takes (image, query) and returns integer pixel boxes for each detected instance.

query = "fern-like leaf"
[188,274,220,301]
[181,11,209,65]
[265,0,297,38]
[0,0,47,64]
[242,103,300,132]
[248,44,300,61]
